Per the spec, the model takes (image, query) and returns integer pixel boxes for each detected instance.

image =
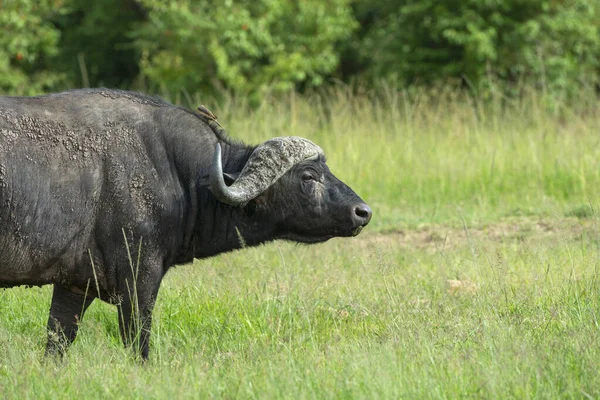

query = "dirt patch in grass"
[359,217,600,251]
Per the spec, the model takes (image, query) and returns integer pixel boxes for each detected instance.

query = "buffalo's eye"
[301,172,317,182]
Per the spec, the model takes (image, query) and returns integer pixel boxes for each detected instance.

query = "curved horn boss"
[210,136,323,206]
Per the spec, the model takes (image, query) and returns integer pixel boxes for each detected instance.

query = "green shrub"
[1,0,598,100]
[52,0,143,89]
[346,0,600,96]
[132,0,357,98]
[0,0,67,95]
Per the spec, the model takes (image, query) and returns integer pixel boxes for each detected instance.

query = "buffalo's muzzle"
[352,203,372,228]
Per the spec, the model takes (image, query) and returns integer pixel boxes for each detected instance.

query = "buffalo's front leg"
[45,285,94,357]
[118,299,155,360]
[116,271,161,360]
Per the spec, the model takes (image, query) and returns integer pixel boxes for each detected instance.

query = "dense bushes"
[133,0,356,98]
[1,0,599,97]
[0,0,67,95]
[346,0,600,95]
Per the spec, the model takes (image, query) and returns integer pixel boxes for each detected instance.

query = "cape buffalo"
[0,89,372,359]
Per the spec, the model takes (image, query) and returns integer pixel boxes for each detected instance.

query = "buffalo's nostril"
[353,204,372,226]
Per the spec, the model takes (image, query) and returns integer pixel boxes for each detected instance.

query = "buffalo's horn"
[210,136,324,206]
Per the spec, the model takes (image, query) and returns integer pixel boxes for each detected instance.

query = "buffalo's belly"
[0,252,61,287]
[0,220,95,286]
[0,141,102,286]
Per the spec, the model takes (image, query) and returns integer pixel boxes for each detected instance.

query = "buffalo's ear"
[251,193,268,206]
[223,172,239,186]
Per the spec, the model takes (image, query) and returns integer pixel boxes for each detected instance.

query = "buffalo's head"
[210,137,372,243]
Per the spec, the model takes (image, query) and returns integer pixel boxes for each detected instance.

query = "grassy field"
[2,88,600,398]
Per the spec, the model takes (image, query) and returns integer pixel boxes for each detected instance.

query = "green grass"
[2,221,600,398]
[2,87,600,398]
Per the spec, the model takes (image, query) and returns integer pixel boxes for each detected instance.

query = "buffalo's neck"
[192,192,276,258]
[162,122,267,260]
[158,108,254,186]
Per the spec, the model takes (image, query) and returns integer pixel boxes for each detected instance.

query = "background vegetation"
[2,1,600,398]
[1,0,599,99]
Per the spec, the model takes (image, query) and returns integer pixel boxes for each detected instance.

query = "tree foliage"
[346,0,600,94]
[0,0,598,97]
[0,0,67,95]
[53,0,143,88]
[133,0,356,97]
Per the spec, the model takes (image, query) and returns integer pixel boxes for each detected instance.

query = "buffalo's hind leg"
[45,285,94,357]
